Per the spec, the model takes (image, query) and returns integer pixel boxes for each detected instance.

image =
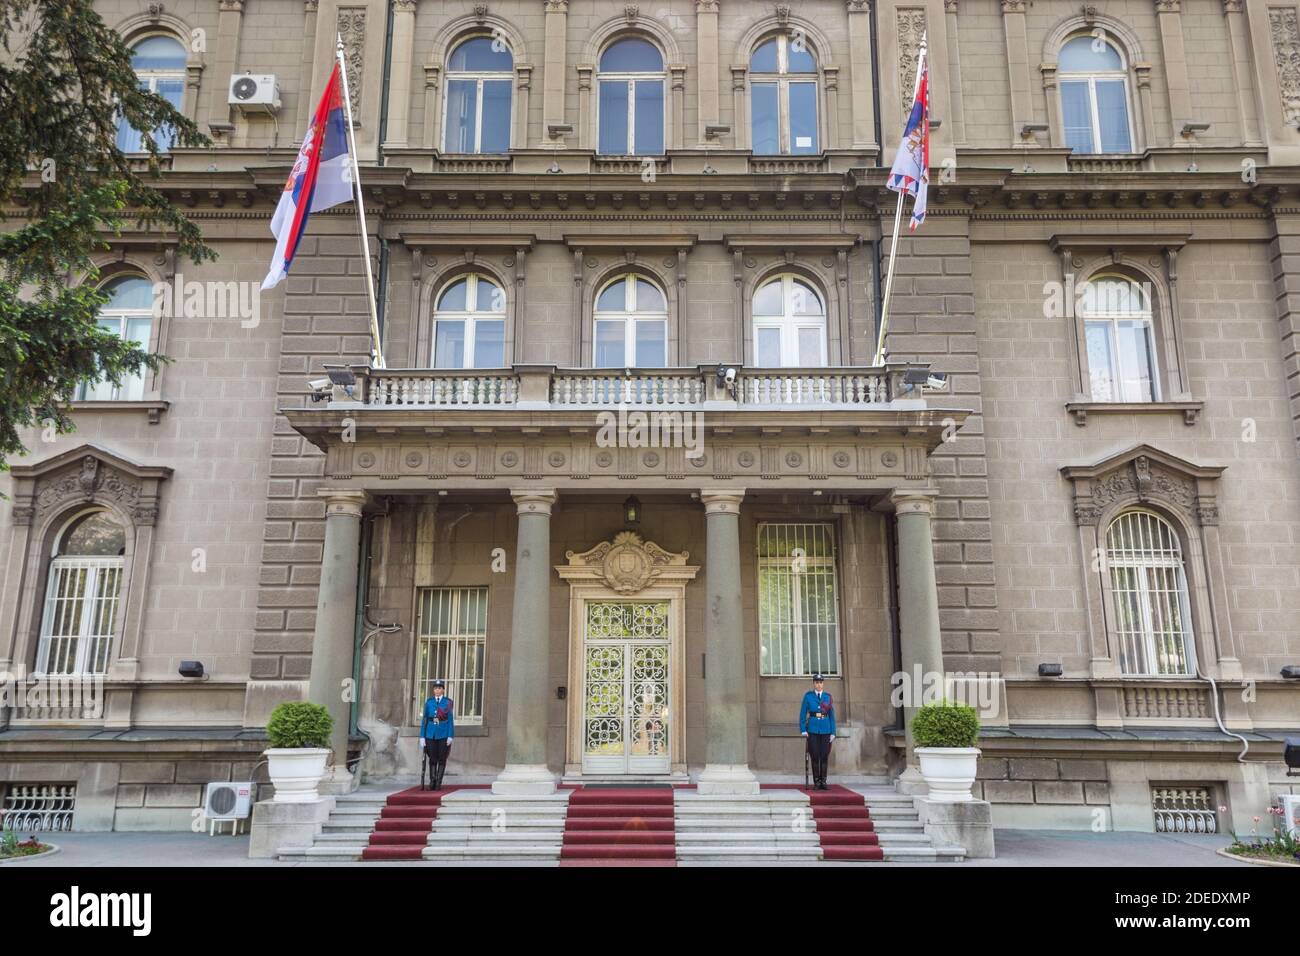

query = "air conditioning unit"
[1281,794,1300,840]
[228,73,280,113]
[203,781,254,822]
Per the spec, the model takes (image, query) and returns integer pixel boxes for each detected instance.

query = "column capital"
[889,489,938,516]
[512,490,557,515]
[318,489,367,518]
[699,489,744,514]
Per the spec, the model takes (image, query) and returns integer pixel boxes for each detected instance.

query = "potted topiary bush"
[264,702,334,804]
[912,700,981,802]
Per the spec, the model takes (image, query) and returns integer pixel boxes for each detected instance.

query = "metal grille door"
[582,601,670,774]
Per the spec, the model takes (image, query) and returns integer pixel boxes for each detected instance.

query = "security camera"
[308,377,332,403]
[724,367,737,385]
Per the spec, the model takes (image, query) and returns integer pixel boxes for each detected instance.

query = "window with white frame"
[752,274,827,367]
[1105,510,1195,676]
[1081,274,1158,402]
[593,274,667,367]
[415,587,487,723]
[597,38,665,156]
[757,523,841,677]
[432,274,506,368]
[76,276,153,402]
[443,36,513,154]
[115,35,187,153]
[36,510,127,677]
[749,34,819,155]
[1058,35,1133,154]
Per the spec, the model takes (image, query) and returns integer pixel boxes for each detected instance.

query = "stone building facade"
[1,0,1299,834]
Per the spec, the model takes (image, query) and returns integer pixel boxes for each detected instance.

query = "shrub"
[266,701,334,749]
[912,700,980,748]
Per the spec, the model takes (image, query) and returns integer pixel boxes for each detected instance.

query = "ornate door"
[582,601,671,774]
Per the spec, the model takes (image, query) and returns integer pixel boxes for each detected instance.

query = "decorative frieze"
[337,7,367,116]
[1269,7,1300,124]
[897,9,927,117]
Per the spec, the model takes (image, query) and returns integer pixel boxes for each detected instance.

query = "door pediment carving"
[558,531,698,593]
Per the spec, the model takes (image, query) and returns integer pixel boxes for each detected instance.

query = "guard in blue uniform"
[799,674,836,790]
[420,680,455,791]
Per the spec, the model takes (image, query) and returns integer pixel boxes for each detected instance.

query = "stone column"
[542,0,568,145]
[891,491,944,790]
[696,0,720,145]
[308,490,367,785]
[697,490,758,794]
[1222,0,1262,146]
[207,0,246,143]
[999,0,1031,147]
[1155,0,1192,142]
[493,491,559,794]
[383,0,418,149]
[846,0,877,150]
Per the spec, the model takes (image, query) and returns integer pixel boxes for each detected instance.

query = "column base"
[491,763,557,795]
[895,764,928,795]
[317,766,359,796]
[695,763,759,795]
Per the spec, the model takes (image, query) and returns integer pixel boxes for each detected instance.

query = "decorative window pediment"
[1061,444,1223,527]
[8,444,172,528]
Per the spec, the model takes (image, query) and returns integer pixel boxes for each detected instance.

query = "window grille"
[757,523,841,676]
[36,558,122,676]
[414,587,488,723]
[1152,786,1217,834]
[0,784,76,832]
[1105,510,1195,676]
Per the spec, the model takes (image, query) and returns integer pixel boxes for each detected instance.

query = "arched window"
[749,34,819,155]
[36,510,127,676]
[77,276,154,402]
[1058,36,1132,154]
[1105,510,1195,676]
[444,36,513,154]
[432,274,506,368]
[115,34,187,153]
[597,38,665,156]
[752,275,826,367]
[593,275,667,366]
[1080,274,1157,402]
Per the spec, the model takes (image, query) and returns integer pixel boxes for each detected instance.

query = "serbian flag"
[262,63,354,289]
[887,35,930,232]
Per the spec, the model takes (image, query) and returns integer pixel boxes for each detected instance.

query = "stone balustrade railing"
[353,364,923,410]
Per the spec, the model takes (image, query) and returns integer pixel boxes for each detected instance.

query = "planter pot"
[265,748,331,804]
[916,746,981,803]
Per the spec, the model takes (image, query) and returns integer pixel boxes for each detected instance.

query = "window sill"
[63,400,169,425]
[1065,400,1202,427]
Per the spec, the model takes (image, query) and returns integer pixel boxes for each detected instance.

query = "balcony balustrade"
[348,364,926,411]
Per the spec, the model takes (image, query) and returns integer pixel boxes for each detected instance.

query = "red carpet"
[560,787,677,864]
[802,785,883,861]
[360,785,487,861]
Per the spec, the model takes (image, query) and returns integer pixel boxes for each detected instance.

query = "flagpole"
[873,33,927,367]
[873,191,907,366]
[336,34,385,369]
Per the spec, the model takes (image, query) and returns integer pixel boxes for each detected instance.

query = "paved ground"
[3,828,1250,867]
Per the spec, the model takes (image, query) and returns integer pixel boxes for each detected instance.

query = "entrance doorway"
[581,601,671,774]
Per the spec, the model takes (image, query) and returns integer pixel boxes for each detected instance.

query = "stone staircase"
[856,786,967,862]
[277,781,968,864]
[674,789,822,862]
